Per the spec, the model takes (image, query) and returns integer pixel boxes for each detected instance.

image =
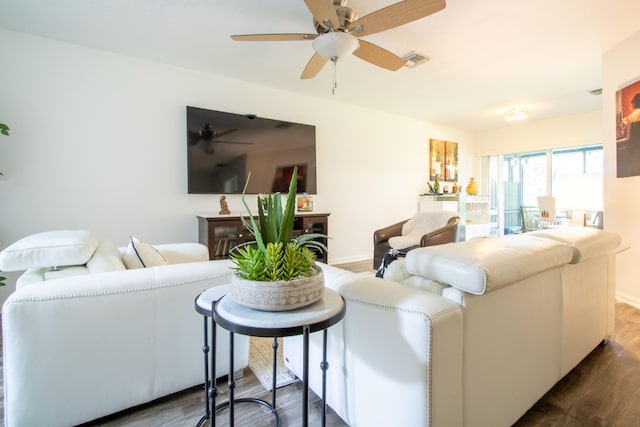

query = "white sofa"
[284,227,620,427]
[0,231,249,427]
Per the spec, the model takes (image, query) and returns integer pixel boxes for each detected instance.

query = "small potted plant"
[229,166,327,311]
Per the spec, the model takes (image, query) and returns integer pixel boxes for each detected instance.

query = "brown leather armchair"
[373,215,460,269]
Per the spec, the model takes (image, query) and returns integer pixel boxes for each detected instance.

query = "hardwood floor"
[513,302,640,426]
[7,260,640,426]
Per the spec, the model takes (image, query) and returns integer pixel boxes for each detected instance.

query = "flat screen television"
[186,106,317,194]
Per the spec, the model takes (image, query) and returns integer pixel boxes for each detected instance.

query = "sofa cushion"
[0,230,99,271]
[528,227,621,263]
[123,236,168,269]
[87,241,127,273]
[404,235,574,295]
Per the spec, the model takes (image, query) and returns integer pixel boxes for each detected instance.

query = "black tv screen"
[186,106,317,194]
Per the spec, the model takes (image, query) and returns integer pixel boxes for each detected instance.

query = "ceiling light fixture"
[503,105,529,121]
[312,32,360,95]
[312,32,359,60]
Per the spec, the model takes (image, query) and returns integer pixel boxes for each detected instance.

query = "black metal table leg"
[321,328,329,427]
[210,300,217,427]
[302,325,310,427]
[228,331,235,425]
[272,337,278,408]
[196,315,210,427]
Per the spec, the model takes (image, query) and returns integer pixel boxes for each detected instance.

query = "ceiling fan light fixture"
[503,105,529,121]
[312,32,359,60]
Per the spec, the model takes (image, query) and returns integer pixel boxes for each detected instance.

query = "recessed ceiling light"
[503,105,529,121]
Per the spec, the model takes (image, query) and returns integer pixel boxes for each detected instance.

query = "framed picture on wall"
[616,77,640,178]
[429,139,445,181]
[430,139,458,182]
[445,141,459,182]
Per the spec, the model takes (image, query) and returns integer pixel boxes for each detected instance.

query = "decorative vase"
[230,267,325,312]
[466,178,479,195]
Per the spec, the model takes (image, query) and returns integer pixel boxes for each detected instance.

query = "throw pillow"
[0,230,99,271]
[123,236,168,269]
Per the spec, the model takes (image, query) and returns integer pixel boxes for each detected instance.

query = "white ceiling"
[1,0,639,132]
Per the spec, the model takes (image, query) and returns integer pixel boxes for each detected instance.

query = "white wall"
[475,110,603,156]
[603,30,640,308]
[0,30,475,299]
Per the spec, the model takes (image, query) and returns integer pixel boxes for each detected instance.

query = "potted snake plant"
[229,166,327,311]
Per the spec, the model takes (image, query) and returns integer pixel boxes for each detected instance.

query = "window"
[552,145,603,191]
[487,145,603,235]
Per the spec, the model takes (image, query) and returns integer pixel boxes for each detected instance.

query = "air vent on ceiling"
[590,88,603,96]
[402,51,431,68]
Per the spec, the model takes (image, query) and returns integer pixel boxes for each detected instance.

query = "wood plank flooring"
[7,259,640,426]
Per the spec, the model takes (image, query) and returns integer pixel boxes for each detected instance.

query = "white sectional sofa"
[0,227,620,427]
[0,231,249,427]
[284,227,620,427]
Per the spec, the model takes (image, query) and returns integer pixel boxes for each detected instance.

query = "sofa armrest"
[420,216,460,246]
[373,220,407,246]
[284,269,463,427]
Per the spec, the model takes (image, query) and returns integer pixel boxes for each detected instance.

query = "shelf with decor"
[197,213,330,262]
[418,194,491,240]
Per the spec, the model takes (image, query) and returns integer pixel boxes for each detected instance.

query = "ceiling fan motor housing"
[313,3,357,33]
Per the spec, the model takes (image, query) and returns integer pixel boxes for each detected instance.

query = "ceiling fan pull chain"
[331,56,338,95]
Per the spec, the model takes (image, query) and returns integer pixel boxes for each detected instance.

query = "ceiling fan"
[188,123,251,154]
[231,0,446,80]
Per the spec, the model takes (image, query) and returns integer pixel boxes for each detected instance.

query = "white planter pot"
[230,267,325,311]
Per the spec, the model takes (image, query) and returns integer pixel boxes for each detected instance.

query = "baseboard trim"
[616,291,640,310]
[328,255,371,265]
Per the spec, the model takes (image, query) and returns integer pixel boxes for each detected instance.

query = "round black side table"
[213,288,346,427]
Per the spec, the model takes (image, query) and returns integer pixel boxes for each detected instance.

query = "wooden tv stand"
[197,212,330,262]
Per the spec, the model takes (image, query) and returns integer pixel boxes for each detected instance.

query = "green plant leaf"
[272,194,283,240]
[257,196,273,244]
[230,244,266,280]
[0,123,9,136]
[264,242,285,281]
[263,195,280,244]
[278,166,297,244]
[239,172,267,255]
[294,233,328,255]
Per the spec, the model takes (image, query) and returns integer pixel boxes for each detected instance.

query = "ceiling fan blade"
[304,0,340,30]
[348,0,446,37]
[231,33,317,42]
[301,53,328,79]
[353,40,406,71]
